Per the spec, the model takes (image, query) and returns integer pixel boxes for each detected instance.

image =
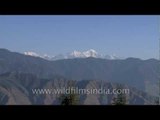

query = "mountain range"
[0,72,158,105]
[24,49,121,61]
[0,48,159,104]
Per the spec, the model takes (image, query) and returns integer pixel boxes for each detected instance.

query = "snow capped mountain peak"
[24,51,54,60]
[69,49,98,58]
[24,51,40,57]
[87,49,97,53]
[83,49,98,57]
[70,50,83,57]
[24,49,122,61]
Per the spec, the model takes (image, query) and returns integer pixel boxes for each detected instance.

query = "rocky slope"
[0,72,158,105]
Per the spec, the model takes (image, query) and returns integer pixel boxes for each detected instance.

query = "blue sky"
[0,15,159,59]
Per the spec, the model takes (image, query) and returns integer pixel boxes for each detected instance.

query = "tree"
[154,97,159,105]
[61,93,79,105]
[112,84,127,105]
[60,80,79,105]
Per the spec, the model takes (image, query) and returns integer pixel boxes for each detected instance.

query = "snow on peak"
[70,50,83,57]
[69,49,98,58]
[83,49,98,57]
[24,51,40,57]
[88,49,97,53]
[24,49,121,61]
[24,51,54,60]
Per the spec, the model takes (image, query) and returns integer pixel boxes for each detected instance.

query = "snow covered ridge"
[24,49,122,60]
[69,49,98,58]
[24,52,40,57]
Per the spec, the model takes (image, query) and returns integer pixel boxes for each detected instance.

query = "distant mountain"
[24,51,55,60]
[24,49,121,60]
[0,48,159,96]
[69,49,99,58]
[24,51,40,57]
[0,72,158,105]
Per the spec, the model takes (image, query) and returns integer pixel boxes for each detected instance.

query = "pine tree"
[60,80,79,105]
[112,84,127,105]
[154,97,159,105]
[61,93,79,105]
